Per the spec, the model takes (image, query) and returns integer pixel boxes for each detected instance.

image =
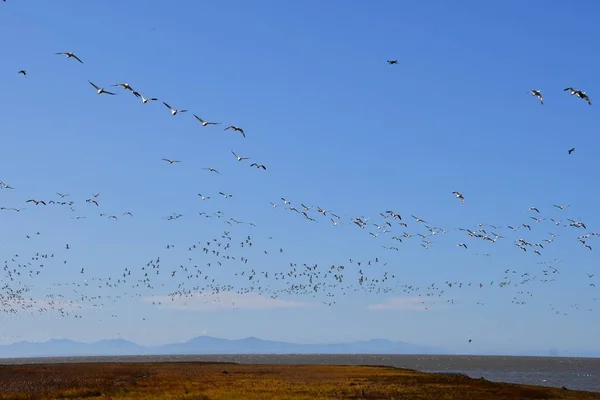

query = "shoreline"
[2,353,598,392]
[0,361,598,399]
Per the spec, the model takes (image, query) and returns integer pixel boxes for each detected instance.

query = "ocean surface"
[0,354,599,393]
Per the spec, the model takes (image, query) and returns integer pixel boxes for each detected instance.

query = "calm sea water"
[0,354,598,392]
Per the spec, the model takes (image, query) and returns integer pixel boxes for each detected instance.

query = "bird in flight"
[56,52,84,63]
[225,125,245,137]
[250,163,267,170]
[132,91,158,104]
[0,181,15,189]
[89,81,116,95]
[412,215,427,223]
[564,87,591,105]
[194,115,220,126]
[163,102,187,115]
[528,206,540,213]
[529,89,543,105]
[568,147,575,155]
[112,83,135,92]
[203,167,221,174]
[18,70,26,77]
[387,60,398,65]
[26,199,46,206]
[231,151,249,161]
[162,158,181,164]
[452,191,465,204]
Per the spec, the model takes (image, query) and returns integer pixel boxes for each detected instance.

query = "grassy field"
[0,362,598,400]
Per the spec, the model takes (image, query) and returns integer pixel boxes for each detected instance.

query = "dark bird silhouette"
[564,87,591,105]
[568,147,575,155]
[225,125,245,137]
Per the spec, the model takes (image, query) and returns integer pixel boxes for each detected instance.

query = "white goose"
[231,151,249,162]
[163,102,187,115]
[133,91,158,104]
[56,52,84,63]
[88,81,116,95]
[194,115,221,126]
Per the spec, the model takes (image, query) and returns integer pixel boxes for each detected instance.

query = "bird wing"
[88,81,100,90]
[72,54,84,63]
[162,102,173,110]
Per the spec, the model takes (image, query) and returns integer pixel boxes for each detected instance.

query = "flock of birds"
[0,5,597,346]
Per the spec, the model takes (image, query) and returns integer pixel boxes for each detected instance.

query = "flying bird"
[163,102,187,115]
[203,167,221,174]
[162,158,181,164]
[225,125,245,137]
[250,163,267,170]
[194,115,220,126]
[26,199,46,206]
[55,52,84,63]
[568,147,575,155]
[18,70,26,77]
[112,83,135,92]
[88,81,116,95]
[387,60,398,65]
[564,87,591,105]
[529,89,543,105]
[231,151,249,162]
[412,215,427,223]
[132,91,158,103]
[452,191,465,204]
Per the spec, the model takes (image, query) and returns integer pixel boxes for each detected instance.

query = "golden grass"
[0,361,597,400]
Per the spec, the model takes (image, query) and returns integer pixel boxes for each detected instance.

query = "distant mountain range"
[1,337,598,359]
[0,336,445,358]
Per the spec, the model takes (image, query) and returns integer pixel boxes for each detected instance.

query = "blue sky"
[0,0,599,355]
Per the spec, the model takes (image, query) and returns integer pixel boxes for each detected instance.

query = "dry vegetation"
[0,362,597,400]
